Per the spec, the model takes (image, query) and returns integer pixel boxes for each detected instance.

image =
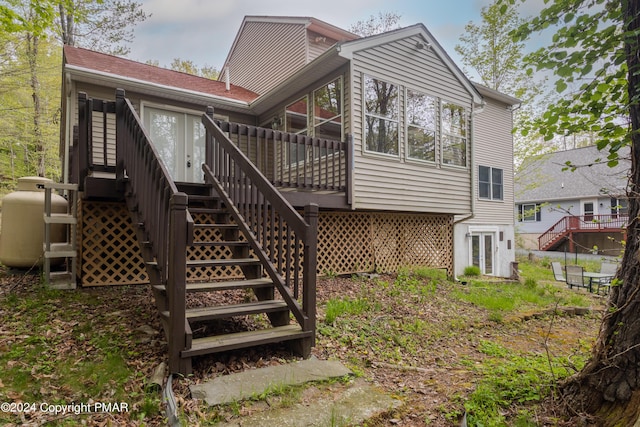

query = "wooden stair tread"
[153,278,274,293]
[162,300,288,321]
[182,325,312,357]
[193,223,238,229]
[187,258,260,267]
[148,258,261,269]
[188,240,249,247]
[188,207,226,214]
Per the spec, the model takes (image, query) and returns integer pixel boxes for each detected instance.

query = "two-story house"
[59,16,518,373]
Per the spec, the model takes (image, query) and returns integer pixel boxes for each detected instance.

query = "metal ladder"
[43,182,79,289]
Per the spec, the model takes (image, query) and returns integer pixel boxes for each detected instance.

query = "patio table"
[583,272,614,293]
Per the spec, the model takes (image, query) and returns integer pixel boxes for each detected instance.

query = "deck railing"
[74,92,351,204]
[538,214,628,250]
[114,89,192,373]
[74,93,117,190]
[214,119,351,204]
[202,109,317,339]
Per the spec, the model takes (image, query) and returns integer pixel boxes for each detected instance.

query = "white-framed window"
[285,96,308,164]
[363,75,399,156]
[478,166,503,200]
[610,197,628,218]
[441,102,467,167]
[313,77,342,141]
[518,203,541,222]
[406,89,437,162]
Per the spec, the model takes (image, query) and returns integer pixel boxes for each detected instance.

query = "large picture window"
[406,90,437,161]
[441,102,467,166]
[364,75,399,155]
[478,166,503,200]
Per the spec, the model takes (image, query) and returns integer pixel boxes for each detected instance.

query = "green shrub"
[463,265,481,276]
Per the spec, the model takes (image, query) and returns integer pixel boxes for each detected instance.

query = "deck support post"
[303,203,318,346]
[168,192,190,374]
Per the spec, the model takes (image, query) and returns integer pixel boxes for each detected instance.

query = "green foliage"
[324,296,374,324]
[464,341,587,426]
[463,265,481,277]
[504,0,629,161]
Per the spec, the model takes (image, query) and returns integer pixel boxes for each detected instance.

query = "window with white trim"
[441,102,467,166]
[406,90,437,162]
[285,96,308,164]
[479,166,503,200]
[364,75,399,155]
[518,203,542,222]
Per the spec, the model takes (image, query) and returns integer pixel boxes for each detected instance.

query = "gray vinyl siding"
[350,35,473,214]
[226,22,307,95]
[307,30,337,61]
[472,97,514,225]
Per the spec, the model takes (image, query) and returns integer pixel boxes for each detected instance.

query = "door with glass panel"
[471,233,494,275]
[143,106,205,183]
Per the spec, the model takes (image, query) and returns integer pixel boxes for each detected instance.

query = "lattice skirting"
[78,201,453,286]
[79,200,148,286]
[317,212,453,276]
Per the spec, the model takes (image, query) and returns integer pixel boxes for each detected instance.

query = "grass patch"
[452,276,591,321]
[463,341,589,426]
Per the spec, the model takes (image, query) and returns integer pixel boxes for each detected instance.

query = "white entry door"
[471,233,495,275]
[143,106,206,183]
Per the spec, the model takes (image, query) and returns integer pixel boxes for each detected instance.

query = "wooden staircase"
[112,90,317,374]
[140,185,313,370]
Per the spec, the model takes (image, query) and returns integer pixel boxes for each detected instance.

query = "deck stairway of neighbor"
[538,214,628,252]
[76,89,330,374]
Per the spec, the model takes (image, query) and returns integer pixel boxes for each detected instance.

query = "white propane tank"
[0,177,67,268]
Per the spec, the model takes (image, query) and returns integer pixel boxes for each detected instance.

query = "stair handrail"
[202,110,317,337]
[115,89,192,373]
[538,214,629,250]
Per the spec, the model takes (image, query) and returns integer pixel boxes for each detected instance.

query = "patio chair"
[551,262,565,281]
[596,262,618,295]
[565,265,587,291]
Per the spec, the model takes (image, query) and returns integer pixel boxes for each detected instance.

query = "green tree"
[0,0,148,189]
[456,0,526,93]
[455,0,550,171]
[56,0,148,55]
[507,0,640,424]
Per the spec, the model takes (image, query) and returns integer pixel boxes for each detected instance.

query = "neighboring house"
[515,145,630,255]
[59,16,518,373]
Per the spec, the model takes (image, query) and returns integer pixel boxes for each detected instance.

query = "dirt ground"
[0,268,605,426]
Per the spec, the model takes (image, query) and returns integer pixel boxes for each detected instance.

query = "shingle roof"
[63,45,259,103]
[515,145,630,203]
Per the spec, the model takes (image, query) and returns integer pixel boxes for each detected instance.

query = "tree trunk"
[560,1,640,425]
[25,31,45,177]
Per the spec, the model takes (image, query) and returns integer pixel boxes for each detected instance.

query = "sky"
[127,0,547,80]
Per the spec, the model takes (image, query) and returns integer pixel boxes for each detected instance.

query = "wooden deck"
[538,214,628,252]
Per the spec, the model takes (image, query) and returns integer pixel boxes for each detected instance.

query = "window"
[285,97,308,164]
[313,78,342,141]
[611,198,628,218]
[364,75,399,155]
[518,203,541,222]
[406,90,437,161]
[441,103,467,166]
[478,166,503,200]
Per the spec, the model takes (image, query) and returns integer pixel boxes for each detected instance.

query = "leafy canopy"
[503,0,628,166]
